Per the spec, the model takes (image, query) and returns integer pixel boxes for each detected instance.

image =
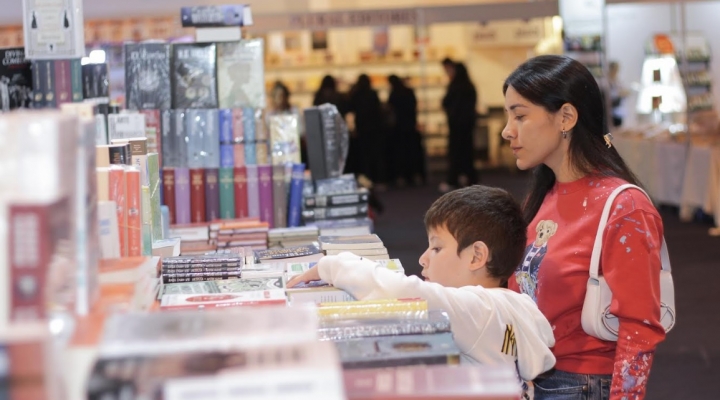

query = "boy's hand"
[286,266,322,288]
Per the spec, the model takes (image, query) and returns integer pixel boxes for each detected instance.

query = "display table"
[614,135,720,228]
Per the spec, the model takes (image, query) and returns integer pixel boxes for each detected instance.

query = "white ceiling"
[0,0,545,26]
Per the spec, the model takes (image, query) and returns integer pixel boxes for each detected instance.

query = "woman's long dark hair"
[503,55,640,223]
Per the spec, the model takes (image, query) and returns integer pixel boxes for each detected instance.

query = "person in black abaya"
[441,62,478,192]
[348,74,386,184]
[313,75,349,117]
[387,75,426,186]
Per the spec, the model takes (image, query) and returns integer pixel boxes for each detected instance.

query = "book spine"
[231,108,244,142]
[233,143,245,167]
[174,167,192,224]
[246,165,260,218]
[70,58,83,102]
[163,274,242,284]
[108,167,128,257]
[233,166,249,218]
[30,61,42,108]
[53,59,72,104]
[141,186,152,256]
[44,60,56,108]
[220,144,234,168]
[205,168,220,221]
[272,165,287,229]
[304,191,370,208]
[140,109,162,163]
[126,167,143,256]
[219,167,235,219]
[242,107,256,142]
[258,165,274,227]
[97,200,121,259]
[162,168,176,225]
[162,267,243,274]
[288,163,305,227]
[218,108,233,143]
[190,168,207,223]
[244,142,256,165]
[148,153,163,242]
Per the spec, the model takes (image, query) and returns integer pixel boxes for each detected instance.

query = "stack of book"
[319,234,389,260]
[303,176,370,224]
[210,218,269,251]
[267,226,319,248]
[160,254,244,285]
[168,222,213,255]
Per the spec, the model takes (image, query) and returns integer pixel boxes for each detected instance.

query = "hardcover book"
[125,167,143,256]
[218,108,233,143]
[174,167,192,224]
[245,164,260,218]
[205,168,220,221]
[108,166,128,257]
[124,43,171,110]
[288,163,305,227]
[139,109,162,166]
[81,63,109,99]
[180,5,250,27]
[172,43,218,109]
[70,58,82,102]
[190,168,207,223]
[219,167,235,219]
[0,47,32,110]
[272,164,288,228]
[23,0,86,59]
[160,290,286,309]
[233,166,249,218]
[30,59,44,108]
[257,164,274,227]
[217,39,265,109]
[231,107,244,142]
[53,59,71,104]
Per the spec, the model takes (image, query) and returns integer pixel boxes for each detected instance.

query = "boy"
[287,186,556,392]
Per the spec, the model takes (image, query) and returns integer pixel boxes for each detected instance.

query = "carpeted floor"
[373,169,719,399]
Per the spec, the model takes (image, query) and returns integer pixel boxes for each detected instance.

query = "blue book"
[288,163,306,227]
[203,109,220,169]
[244,142,257,165]
[220,144,234,168]
[242,107,256,142]
[219,108,233,144]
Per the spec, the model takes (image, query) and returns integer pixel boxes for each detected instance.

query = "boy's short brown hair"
[424,185,527,285]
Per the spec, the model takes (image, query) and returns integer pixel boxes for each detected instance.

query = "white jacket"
[317,253,556,381]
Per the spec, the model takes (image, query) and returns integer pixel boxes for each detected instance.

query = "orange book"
[108,166,128,257]
[126,167,143,256]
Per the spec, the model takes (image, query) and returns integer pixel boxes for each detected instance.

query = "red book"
[162,167,176,225]
[8,197,70,322]
[233,166,249,218]
[140,109,162,165]
[108,166,128,257]
[190,168,206,223]
[53,60,72,104]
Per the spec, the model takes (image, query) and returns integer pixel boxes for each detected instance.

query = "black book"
[172,43,218,109]
[125,43,172,110]
[0,48,32,110]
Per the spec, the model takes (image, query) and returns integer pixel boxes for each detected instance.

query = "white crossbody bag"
[581,184,676,341]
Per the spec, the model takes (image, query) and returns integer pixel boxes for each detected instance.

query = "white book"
[98,200,121,259]
[319,234,383,250]
[325,247,388,257]
[286,286,355,305]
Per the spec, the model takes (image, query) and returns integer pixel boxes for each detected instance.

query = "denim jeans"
[533,369,612,400]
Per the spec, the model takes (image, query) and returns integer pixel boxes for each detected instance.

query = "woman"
[503,55,666,399]
[441,62,478,192]
[387,75,425,186]
[268,81,305,163]
[313,75,349,118]
[349,74,386,184]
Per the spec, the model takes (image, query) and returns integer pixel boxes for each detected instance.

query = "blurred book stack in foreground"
[320,234,389,260]
[267,226,319,248]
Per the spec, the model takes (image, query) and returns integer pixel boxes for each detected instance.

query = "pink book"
[257,165,274,227]
[108,166,128,257]
[160,291,286,310]
[125,167,143,256]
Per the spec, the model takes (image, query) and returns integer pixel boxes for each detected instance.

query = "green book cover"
[70,58,83,102]
[219,167,235,219]
[148,153,163,242]
[141,186,152,255]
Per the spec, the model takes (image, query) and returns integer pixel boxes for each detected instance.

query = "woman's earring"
[562,129,568,139]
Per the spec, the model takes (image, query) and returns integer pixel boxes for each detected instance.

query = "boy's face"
[418,225,475,288]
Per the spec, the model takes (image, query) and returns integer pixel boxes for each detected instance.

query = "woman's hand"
[286,266,322,288]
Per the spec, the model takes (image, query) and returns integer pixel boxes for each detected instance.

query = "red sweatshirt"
[508,175,667,399]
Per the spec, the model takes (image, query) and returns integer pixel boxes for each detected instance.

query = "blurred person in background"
[608,61,629,127]
[268,81,306,163]
[348,74,387,186]
[442,57,456,81]
[441,62,478,193]
[313,75,349,117]
[387,74,426,186]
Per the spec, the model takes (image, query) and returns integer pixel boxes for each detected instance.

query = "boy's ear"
[468,241,490,271]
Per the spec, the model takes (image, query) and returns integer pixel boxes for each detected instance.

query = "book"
[160,291,286,310]
[269,114,301,165]
[53,59,72,104]
[163,272,242,284]
[174,167,192,225]
[318,310,451,341]
[70,58,82,102]
[147,153,163,242]
[272,165,288,229]
[23,0,86,59]
[286,287,356,305]
[108,166,128,257]
[139,109,162,164]
[162,168,176,224]
[231,107,245,142]
[318,299,427,320]
[217,39,266,109]
[288,163,305,227]
[141,186,152,255]
[233,142,246,166]
[233,166,249,218]
[335,333,461,370]
[219,167,235,219]
[32,60,55,108]
[245,164,260,218]
[218,108,233,143]
[205,168,221,221]
[257,164,274,227]
[304,105,349,180]
[126,167,143,257]
[305,188,370,208]
[97,200,121,259]
[244,141,257,165]
[303,204,369,222]
[172,43,218,109]
[180,5,251,27]
[0,48,32,110]
[255,244,322,262]
[242,107,256,142]
[256,140,269,165]
[319,234,383,250]
[108,113,146,142]
[30,59,44,108]
[161,109,187,168]
[124,43,172,110]
[162,255,241,265]
[81,63,109,99]
[190,168,207,223]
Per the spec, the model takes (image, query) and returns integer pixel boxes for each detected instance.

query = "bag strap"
[589,184,671,280]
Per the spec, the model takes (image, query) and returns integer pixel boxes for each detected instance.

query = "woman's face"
[271,88,286,109]
[502,85,566,171]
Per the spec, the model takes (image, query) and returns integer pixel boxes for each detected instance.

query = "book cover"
[108,166,128,257]
[220,144,234,168]
[268,114,301,165]
[219,167,235,219]
[30,60,44,108]
[141,186,152,256]
[81,63,109,99]
[254,244,321,261]
[256,140,269,165]
[161,168,177,225]
[53,59,71,104]
[242,106,256,142]
[244,142,257,165]
[125,167,143,257]
[180,5,249,27]
[231,107,244,142]
[205,168,221,221]
[147,153,163,242]
[218,108,233,143]
[185,109,208,169]
[160,291,286,310]
[124,43,171,110]
[335,333,461,370]
[0,48,32,110]
[233,166,249,218]
[233,143,246,167]
[257,165,274,227]
[172,43,218,109]
[245,164,260,218]
[23,0,86,59]
[305,188,369,208]
[161,109,187,168]
[139,109,162,166]
[70,58,82,102]
[189,168,207,223]
[174,167,192,225]
[272,164,287,229]
[217,40,266,109]
[97,200,121,259]
[288,163,305,227]
[42,60,56,108]
[7,197,71,322]
[163,272,242,284]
